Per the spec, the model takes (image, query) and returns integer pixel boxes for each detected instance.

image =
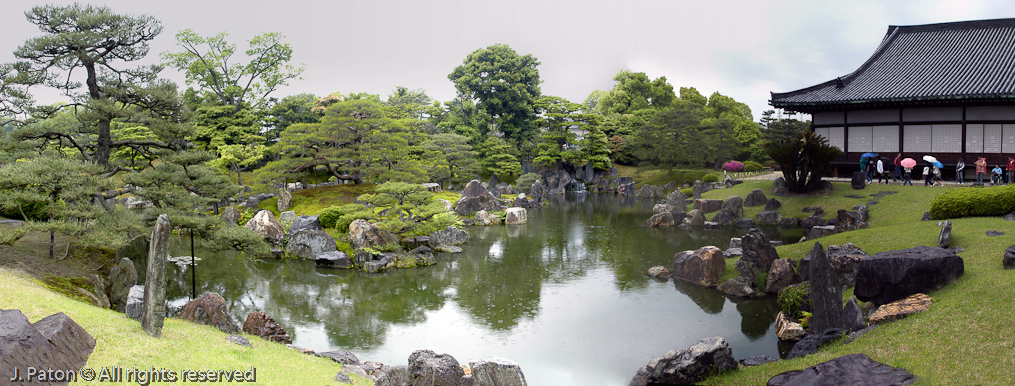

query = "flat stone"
[987,230,1005,236]
[226,334,252,348]
[868,293,932,325]
[767,354,916,386]
[740,355,778,367]
[316,251,352,268]
[317,350,361,365]
[647,266,670,278]
[786,328,845,359]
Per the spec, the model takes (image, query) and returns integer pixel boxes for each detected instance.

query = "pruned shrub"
[744,161,764,172]
[702,173,720,183]
[929,185,1015,219]
[723,161,744,172]
[515,173,541,193]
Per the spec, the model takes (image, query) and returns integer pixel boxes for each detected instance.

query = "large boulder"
[800,215,826,229]
[504,207,527,225]
[643,212,675,227]
[455,180,504,215]
[289,214,324,234]
[767,354,916,386]
[408,350,465,386]
[735,228,780,279]
[850,171,866,190]
[665,190,688,215]
[685,209,705,226]
[430,226,469,246]
[529,180,545,202]
[786,328,845,359]
[1005,245,1015,269]
[808,225,838,239]
[286,229,338,259]
[744,188,767,207]
[854,246,964,306]
[843,298,867,333]
[721,196,744,219]
[693,199,724,213]
[245,210,286,247]
[628,337,736,386]
[755,211,783,225]
[0,309,96,380]
[125,285,145,320]
[469,358,528,386]
[277,189,292,212]
[807,242,845,333]
[107,257,137,311]
[141,214,170,337]
[710,212,735,227]
[220,206,241,226]
[474,210,503,226]
[671,246,726,287]
[179,292,236,333]
[349,219,400,251]
[279,210,296,224]
[242,311,292,344]
[868,293,933,325]
[316,251,353,268]
[825,243,869,288]
[765,258,798,294]
[765,198,782,211]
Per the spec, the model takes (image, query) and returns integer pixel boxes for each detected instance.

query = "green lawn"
[699,181,1015,385]
[0,269,371,386]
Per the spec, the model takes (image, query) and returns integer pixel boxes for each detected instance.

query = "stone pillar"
[807,242,844,333]
[141,214,170,337]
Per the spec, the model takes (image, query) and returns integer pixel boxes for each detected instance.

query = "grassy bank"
[0,268,371,385]
[695,181,1015,385]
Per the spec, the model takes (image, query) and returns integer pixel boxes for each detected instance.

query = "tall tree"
[423,133,480,187]
[596,70,676,115]
[448,44,541,144]
[533,96,605,170]
[162,29,304,112]
[12,4,187,168]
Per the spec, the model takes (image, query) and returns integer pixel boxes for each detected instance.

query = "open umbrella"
[923,155,938,163]
[933,161,944,169]
[862,152,878,158]
[901,158,917,168]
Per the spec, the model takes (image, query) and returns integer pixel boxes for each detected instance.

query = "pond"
[165,192,803,386]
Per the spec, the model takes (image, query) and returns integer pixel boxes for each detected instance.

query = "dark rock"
[1004,245,1015,269]
[773,187,790,196]
[921,212,931,221]
[808,225,838,239]
[734,219,757,228]
[286,229,338,259]
[220,206,241,226]
[800,215,826,228]
[774,177,786,189]
[430,226,469,246]
[455,180,505,215]
[107,257,137,312]
[1005,211,1015,221]
[627,337,736,386]
[317,350,361,365]
[672,246,726,287]
[665,190,688,214]
[316,251,353,268]
[618,182,636,196]
[851,171,866,189]
[768,354,916,386]
[410,246,437,266]
[408,350,465,386]
[244,192,275,210]
[684,209,705,226]
[643,212,675,227]
[826,243,868,288]
[808,242,845,333]
[180,292,236,333]
[468,358,528,386]
[125,285,144,320]
[740,355,778,367]
[755,211,783,225]
[786,328,845,359]
[364,260,387,273]
[226,334,252,348]
[718,275,761,298]
[711,211,735,226]
[693,199,724,213]
[722,195,744,218]
[764,198,782,211]
[766,258,798,294]
[735,228,780,279]
[855,246,964,306]
[142,214,170,337]
[844,194,866,199]
[780,217,800,228]
[333,372,352,384]
[843,298,866,333]
[987,230,1005,236]
[744,189,767,207]
[0,309,96,380]
[290,214,324,234]
[242,311,292,344]
[692,181,704,199]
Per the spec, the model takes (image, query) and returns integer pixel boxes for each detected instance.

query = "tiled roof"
[770,18,1015,111]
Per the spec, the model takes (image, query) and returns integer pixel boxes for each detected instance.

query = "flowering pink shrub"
[723,161,745,172]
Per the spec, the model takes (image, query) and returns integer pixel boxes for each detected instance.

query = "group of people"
[861,153,1015,186]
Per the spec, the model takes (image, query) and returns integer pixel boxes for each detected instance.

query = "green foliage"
[765,129,843,194]
[753,272,769,291]
[515,173,541,192]
[595,70,676,115]
[39,276,93,304]
[681,187,693,196]
[475,136,522,181]
[778,283,812,320]
[162,29,304,111]
[423,133,480,187]
[744,161,764,172]
[190,105,262,153]
[262,93,319,142]
[318,203,374,232]
[204,226,271,258]
[929,185,1015,219]
[702,173,719,183]
[448,44,541,143]
[237,208,256,227]
[208,143,266,186]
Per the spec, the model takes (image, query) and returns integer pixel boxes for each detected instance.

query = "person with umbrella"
[860,154,872,183]
[901,157,916,186]
[956,158,965,184]
[976,157,987,184]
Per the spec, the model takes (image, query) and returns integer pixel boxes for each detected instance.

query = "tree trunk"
[49,230,55,259]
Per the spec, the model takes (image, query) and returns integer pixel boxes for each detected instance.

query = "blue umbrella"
[861,152,878,158]
[933,161,944,169]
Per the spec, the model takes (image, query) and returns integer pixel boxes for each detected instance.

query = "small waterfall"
[566,181,588,194]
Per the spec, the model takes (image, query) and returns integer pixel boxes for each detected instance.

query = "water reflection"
[164,193,803,386]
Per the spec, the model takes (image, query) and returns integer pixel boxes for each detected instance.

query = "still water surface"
[167,193,802,386]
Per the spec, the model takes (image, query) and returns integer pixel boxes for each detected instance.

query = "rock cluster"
[628,337,737,386]
[180,292,237,333]
[242,311,292,344]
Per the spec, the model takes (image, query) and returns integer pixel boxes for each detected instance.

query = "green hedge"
[929,185,1015,219]
[702,173,720,183]
[744,161,764,172]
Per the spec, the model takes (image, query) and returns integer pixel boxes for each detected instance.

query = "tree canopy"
[448,44,541,144]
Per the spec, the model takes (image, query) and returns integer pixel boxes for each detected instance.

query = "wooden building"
[770,18,1015,178]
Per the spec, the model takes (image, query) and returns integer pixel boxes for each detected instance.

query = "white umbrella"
[923,155,938,163]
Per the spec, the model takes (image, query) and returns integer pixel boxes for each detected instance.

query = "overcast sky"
[1,0,1013,121]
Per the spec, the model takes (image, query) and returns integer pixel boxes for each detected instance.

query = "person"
[932,164,944,186]
[876,157,888,184]
[956,158,965,184]
[976,157,987,184]
[924,163,933,186]
[1002,157,1010,185]
[903,166,913,186]
[992,164,1003,185]
[893,153,903,182]
[860,156,871,183]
